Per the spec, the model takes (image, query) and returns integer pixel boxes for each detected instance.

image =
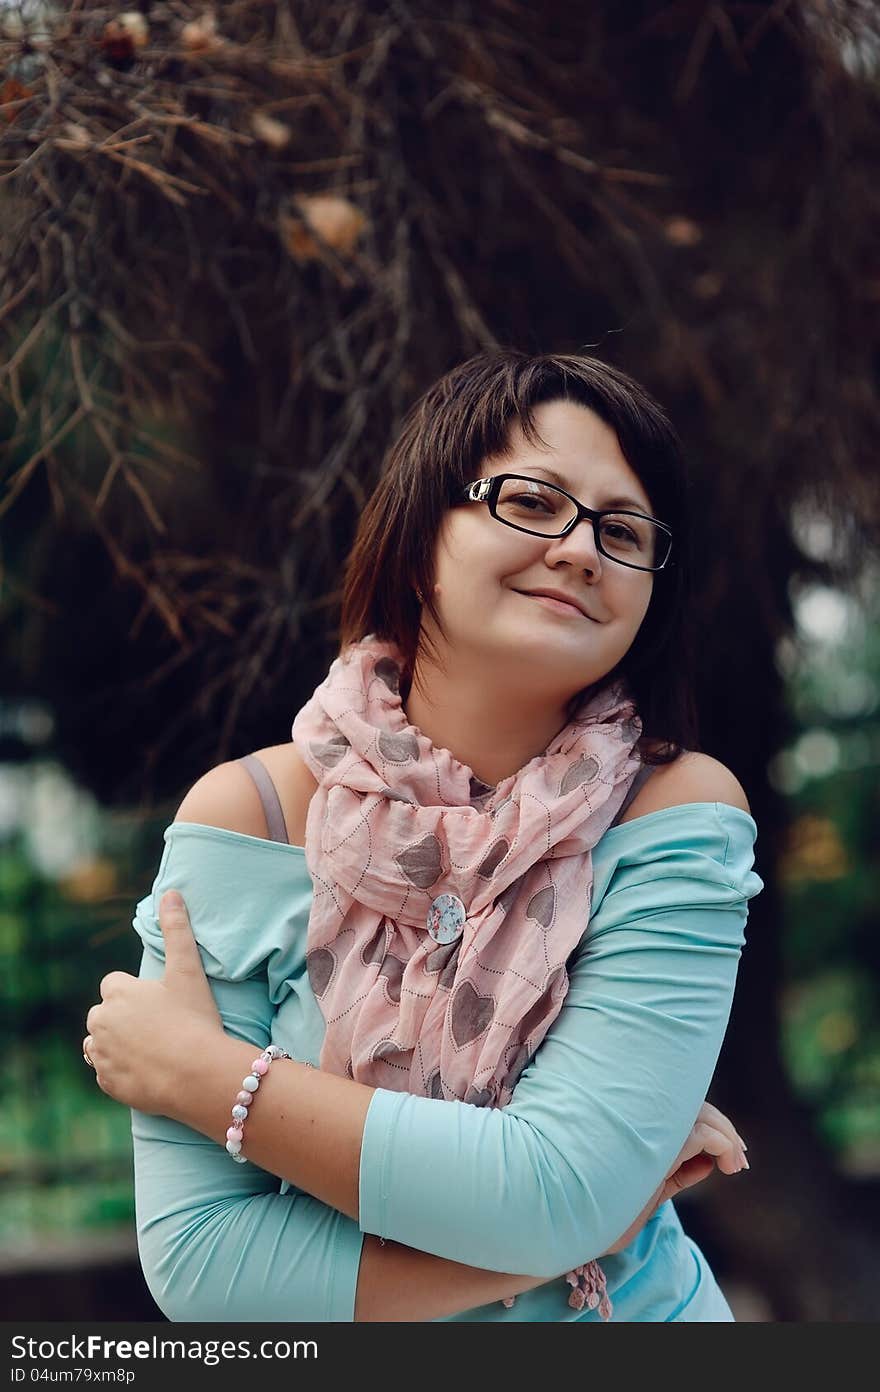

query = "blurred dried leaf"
[251,111,291,150]
[279,194,367,263]
[101,14,150,66]
[665,215,702,246]
[180,11,223,54]
[0,76,32,123]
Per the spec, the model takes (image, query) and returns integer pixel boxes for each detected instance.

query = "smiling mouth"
[515,591,593,620]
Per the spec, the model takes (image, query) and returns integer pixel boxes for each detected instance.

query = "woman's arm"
[130,947,357,1322]
[123,930,738,1322]
[352,798,759,1276]
[91,753,757,1285]
[125,869,555,1322]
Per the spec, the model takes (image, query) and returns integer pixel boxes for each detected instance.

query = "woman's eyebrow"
[520,465,649,513]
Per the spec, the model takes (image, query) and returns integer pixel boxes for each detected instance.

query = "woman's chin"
[483,628,605,690]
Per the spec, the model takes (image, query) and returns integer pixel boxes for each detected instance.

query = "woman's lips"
[517,591,592,619]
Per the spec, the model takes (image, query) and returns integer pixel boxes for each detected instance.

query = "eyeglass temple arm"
[465,479,493,502]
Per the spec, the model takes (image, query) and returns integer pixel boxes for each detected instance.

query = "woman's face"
[423,399,657,697]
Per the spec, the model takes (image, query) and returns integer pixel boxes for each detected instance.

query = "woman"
[85,351,763,1322]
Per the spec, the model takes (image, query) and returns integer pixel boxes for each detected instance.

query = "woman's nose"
[542,519,603,576]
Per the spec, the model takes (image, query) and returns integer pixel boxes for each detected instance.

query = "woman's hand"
[601,1100,748,1255]
[667,1098,749,1180]
[84,890,224,1114]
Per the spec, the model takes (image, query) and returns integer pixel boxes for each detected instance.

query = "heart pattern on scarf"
[375,658,400,693]
[309,734,350,768]
[307,946,336,998]
[464,1083,495,1108]
[477,837,509,878]
[559,753,600,795]
[424,940,458,974]
[504,1041,532,1090]
[451,979,495,1047]
[371,1038,410,1063]
[378,730,420,762]
[469,775,495,805]
[361,925,388,965]
[380,785,415,804]
[378,953,405,1004]
[526,885,556,929]
[395,833,443,888]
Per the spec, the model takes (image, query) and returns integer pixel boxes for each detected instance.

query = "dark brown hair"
[339,350,699,764]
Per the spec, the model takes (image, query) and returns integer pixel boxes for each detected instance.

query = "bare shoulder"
[617,750,751,825]
[174,743,318,845]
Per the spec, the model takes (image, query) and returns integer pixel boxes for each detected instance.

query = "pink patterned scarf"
[292,635,643,1318]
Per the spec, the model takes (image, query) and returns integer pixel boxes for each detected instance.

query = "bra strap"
[237,755,290,844]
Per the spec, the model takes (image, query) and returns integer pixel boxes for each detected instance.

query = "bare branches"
[2,0,879,759]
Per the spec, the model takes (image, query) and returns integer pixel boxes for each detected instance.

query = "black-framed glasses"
[459,474,673,572]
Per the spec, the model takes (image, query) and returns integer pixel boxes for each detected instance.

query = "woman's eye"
[602,523,638,544]
[512,494,553,511]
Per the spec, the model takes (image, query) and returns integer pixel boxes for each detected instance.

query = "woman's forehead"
[483,451,652,514]
[485,400,650,504]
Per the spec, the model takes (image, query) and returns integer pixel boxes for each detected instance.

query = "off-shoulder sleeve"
[357,804,763,1277]
[133,824,314,1009]
[130,827,365,1322]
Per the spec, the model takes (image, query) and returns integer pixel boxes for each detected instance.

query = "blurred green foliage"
[774,580,880,1175]
[0,806,170,1246]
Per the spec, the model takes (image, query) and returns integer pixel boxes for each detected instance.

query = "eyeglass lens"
[494,478,668,568]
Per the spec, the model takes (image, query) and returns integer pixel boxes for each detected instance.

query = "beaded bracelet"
[226,1044,294,1164]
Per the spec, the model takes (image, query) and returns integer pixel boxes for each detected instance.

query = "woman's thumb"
[158,890,214,1005]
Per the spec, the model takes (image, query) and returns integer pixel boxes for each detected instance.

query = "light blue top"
[131,802,763,1322]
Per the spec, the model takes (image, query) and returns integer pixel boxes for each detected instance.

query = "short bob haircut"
[340,350,699,766]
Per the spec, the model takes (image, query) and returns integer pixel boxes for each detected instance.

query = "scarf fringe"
[501,1259,612,1319]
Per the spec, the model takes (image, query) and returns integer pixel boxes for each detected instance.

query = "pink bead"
[236,1091,252,1106]
[251,1058,269,1075]
[226,1127,243,1142]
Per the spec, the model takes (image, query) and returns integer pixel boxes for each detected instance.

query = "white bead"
[225,1138,242,1154]
[231,1152,247,1164]
[242,1075,260,1091]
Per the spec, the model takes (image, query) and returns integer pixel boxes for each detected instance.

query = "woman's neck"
[402,661,573,788]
